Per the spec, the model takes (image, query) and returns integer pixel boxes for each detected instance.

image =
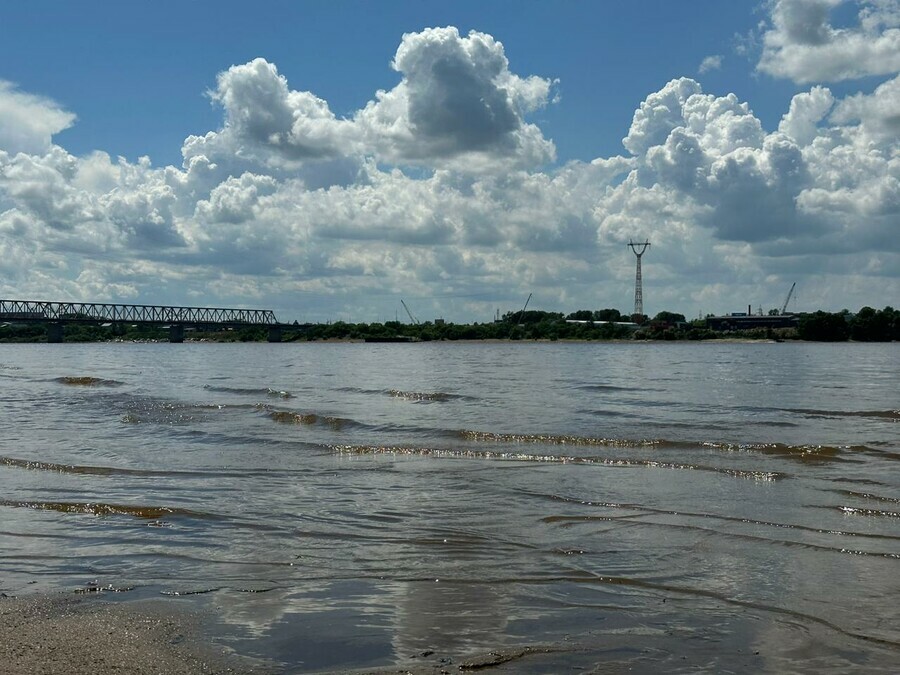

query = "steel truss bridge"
[0,299,287,342]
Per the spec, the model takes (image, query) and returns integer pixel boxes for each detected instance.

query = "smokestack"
[748,304,751,316]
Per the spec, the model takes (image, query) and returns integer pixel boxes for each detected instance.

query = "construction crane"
[400,299,420,325]
[508,292,533,338]
[781,282,796,315]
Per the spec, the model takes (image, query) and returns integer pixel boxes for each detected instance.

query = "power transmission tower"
[627,239,651,319]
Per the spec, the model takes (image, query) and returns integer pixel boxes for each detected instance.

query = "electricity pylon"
[628,239,651,319]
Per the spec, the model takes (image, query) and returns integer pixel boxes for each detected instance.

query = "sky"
[0,0,898,323]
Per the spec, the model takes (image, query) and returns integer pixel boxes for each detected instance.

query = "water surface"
[1,342,898,672]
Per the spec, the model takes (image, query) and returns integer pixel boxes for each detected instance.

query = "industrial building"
[705,313,798,331]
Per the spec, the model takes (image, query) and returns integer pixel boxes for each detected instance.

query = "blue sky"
[1,1,898,322]
[3,2,774,165]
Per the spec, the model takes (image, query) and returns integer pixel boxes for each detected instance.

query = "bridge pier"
[112,323,127,337]
[169,324,184,343]
[47,323,64,343]
[267,326,282,343]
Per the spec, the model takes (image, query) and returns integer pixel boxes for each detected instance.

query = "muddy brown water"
[1,341,898,672]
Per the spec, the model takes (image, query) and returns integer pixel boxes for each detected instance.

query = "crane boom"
[508,292,533,338]
[781,282,796,315]
[400,299,419,325]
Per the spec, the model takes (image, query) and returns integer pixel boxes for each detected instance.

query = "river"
[1,341,898,672]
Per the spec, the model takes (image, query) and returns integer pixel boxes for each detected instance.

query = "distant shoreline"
[2,336,892,345]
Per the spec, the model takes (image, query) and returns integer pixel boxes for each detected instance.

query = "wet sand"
[0,593,636,674]
[0,594,579,675]
[4,592,887,674]
[0,593,273,675]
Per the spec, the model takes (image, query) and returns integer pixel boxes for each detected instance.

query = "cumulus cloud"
[182,28,556,175]
[830,73,900,141]
[356,27,556,169]
[778,86,835,144]
[0,27,897,319]
[0,81,76,155]
[758,0,900,82]
[613,75,897,261]
[181,58,358,171]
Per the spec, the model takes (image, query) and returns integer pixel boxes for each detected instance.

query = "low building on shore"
[705,314,799,331]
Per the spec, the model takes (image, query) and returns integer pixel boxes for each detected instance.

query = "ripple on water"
[54,376,124,387]
[335,386,475,402]
[203,384,294,398]
[328,443,784,480]
[0,499,222,520]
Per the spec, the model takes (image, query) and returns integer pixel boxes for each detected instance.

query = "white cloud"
[356,27,556,169]
[610,75,897,278]
[758,0,900,82]
[181,58,359,172]
[830,73,900,141]
[182,28,556,175]
[778,86,835,144]
[699,55,723,74]
[0,81,76,155]
[0,29,897,319]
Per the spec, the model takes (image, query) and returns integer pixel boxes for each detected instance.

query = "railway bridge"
[0,299,291,343]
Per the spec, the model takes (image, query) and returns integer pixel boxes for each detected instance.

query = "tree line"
[796,306,899,342]
[1,306,896,342]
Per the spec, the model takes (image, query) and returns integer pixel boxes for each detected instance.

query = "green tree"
[850,306,895,341]
[653,311,686,324]
[593,308,622,322]
[799,311,850,341]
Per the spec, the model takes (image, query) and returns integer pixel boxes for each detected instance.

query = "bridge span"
[0,299,288,343]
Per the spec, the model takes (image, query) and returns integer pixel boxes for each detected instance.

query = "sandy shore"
[0,593,600,674]
[0,593,573,675]
[0,593,274,675]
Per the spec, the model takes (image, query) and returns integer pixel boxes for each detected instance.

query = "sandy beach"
[0,593,578,675]
[0,593,599,674]
[0,593,273,675]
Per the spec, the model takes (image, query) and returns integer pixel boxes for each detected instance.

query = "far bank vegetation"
[2,307,896,343]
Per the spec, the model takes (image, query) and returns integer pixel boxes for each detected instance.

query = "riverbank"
[0,594,588,674]
[0,593,273,675]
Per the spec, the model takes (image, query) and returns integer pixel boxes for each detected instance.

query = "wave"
[203,385,294,398]
[575,384,638,392]
[336,386,473,402]
[831,489,900,505]
[121,401,223,425]
[0,455,256,478]
[328,444,783,480]
[836,506,900,519]
[533,492,900,542]
[458,430,663,448]
[54,376,123,387]
[159,586,278,598]
[268,410,319,425]
[117,395,265,425]
[539,514,900,559]
[388,389,460,402]
[264,407,358,431]
[74,582,134,594]
[456,429,875,462]
[160,587,222,596]
[786,407,900,421]
[0,499,220,520]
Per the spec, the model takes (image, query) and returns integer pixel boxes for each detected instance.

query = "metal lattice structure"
[0,299,278,326]
[627,240,651,318]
